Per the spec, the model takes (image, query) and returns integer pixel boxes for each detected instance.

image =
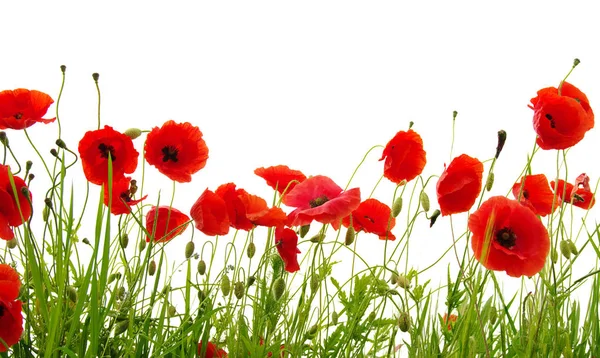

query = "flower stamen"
[98,143,117,160]
[309,195,329,208]
[161,146,179,162]
[495,227,517,249]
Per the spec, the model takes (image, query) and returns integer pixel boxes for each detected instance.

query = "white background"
[2,1,600,350]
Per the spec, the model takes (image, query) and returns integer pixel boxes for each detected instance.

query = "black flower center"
[0,303,5,317]
[120,192,132,203]
[14,112,23,120]
[363,215,375,224]
[495,227,517,249]
[545,113,556,129]
[161,146,179,162]
[522,190,529,199]
[309,195,329,208]
[98,143,117,161]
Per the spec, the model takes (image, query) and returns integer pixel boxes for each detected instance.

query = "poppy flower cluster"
[0,89,56,130]
[0,165,32,241]
[0,264,23,352]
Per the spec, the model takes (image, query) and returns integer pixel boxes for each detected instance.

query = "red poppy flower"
[146,206,190,242]
[275,227,301,273]
[216,183,287,231]
[468,196,550,278]
[380,129,427,184]
[0,165,32,241]
[0,263,23,353]
[333,198,396,240]
[103,177,147,215]
[436,154,483,216]
[0,89,56,130]
[190,189,230,236]
[78,126,139,185]
[512,174,558,216]
[529,82,594,150]
[282,175,361,227]
[551,173,596,210]
[144,120,209,183]
[254,165,306,195]
[197,341,227,357]
[442,313,458,331]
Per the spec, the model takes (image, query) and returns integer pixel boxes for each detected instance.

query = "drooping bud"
[120,234,129,249]
[397,312,411,332]
[185,241,195,259]
[42,206,50,222]
[306,324,318,339]
[272,277,285,300]
[114,320,129,336]
[60,65,67,73]
[92,73,100,82]
[331,311,339,325]
[25,160,33,172]
[0,131,8,146]
[271,254,284,278]
[429,209,441,228]
[392,197,403,217]
[486,172,495,192]
[123,128,142,140]
[82,238,91,246]
[168,305,177,317]
[567,240,578,256]
[390,272,399,285]
[50,148,59,158]
[396,275,411,290]
[66,286,78,303]
[299,225,310,238]
[138,238,146,252]
[495,130,507,159]
[551,248,558,264]
[309,233,325,243]
[247,242,256,258]
[234,281,245,299]
[56,139,67,149]
[247,275,256,287]
[573,58,581,67]
[6,238,18,249]
[489,307,498,325]
[197,289,207,303]
[198,260,207,275]
[420,192,430,212]
[560,240,571,260]
[108,272,121,284]
[368,311,376,322]
[221,275,231,296]
[345,226,355,246]
[310,274,320,292]
[148,260,157,276]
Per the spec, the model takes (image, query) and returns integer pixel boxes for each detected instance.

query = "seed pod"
[197,289,206,302]
[221,275,231,296]
[486,172,495,192]
[332,311,339,325]
[148,260,157,276]
[299,225,310,238]
[247,275,256,287]
[114,320,129,336]
[310,274,320,292]
[247,242,256,259]
[272,277,285,301]
[138,238,146,252]
[420,192,430,212]
[168,305,177,317]
[6,239,17,249]
[42,206,50,222]
[108,272,121,284]
[310,233,324,243]
[185,241,195,259]
[234,281,245,300]
[345,226,355,246]
[198,260,207,275]
[120,234,129,249]
[392,197,403,217]
[123,128,142,140]
[560,240,571,260]
[66,286,78,303]
[567,240,578,256]
[368,311,376,322]
[489,307,498,325]
[397,312,411,332]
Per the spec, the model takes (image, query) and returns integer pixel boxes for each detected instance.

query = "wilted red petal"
[145,206,190,242]
[436,154,483,216]
[0,89,56,130]
[275,227,301,273]
[144,120,209,183]
[190,189,230,236]
[254,165,307,195]
[380,129,427,184]
[512,174,557,216]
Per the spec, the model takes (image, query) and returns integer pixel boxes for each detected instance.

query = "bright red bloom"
[529,82,594,150]
[442,313,458,331]
[146,206,190,242]
[190,189,230,236]
[216,183,287,231]
[512,174,558,216]
[254,165,307,195]
[333,198,396,240]
[0,89,56,130]
[468,196,550,278]
[78,126,139,185]
[380,129,427,184]
[0,264,24,353]
[551,173,596,210]
[0,165,32,241]
[275,227,301,273]
[436,154,483,216]
[103,177,147,215]
[197,341,227,357]
[282,175,361,227]
[144,120,209,183]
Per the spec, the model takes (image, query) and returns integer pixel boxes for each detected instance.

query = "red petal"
[436,154,483,216]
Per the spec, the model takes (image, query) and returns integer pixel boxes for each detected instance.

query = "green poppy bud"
[299,225,310,238]
[397,274,410,290]
[168,305,177,317]
[567,240,578,256]
[42,205,50,222]
[420,192,430,212]
[120,233,129,249]
[368,311,376,322]
[392,197,403,217]
[345,226,355,246]
[398,312,411,332]
[495,130,507,159]
[148,260,157,276]
[66,286,78,303]
[185,241,195,259]
[56,139,67,149]
[234,281,245,299]
[272,277,285,301]
[25,160,33,171]
[114,320,129,336]
[138,238,146,253]
[310,274,320,292]
[247,275,256,287]
[551,248,558,264]
[271,254,284,278]
[247,242,256,259]
[198,260,207,275]
[486,172,495,192]
[123,128,142,140]
[221,275,231,297]
[108,272,121,284]
[332,311,339,325]
[489,307,498,325]
[310,233,324,243]
[6,238,17,249]
[560,240,571,260]
[429,209,441,228]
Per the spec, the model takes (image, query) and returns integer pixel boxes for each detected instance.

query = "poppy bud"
[0,131,8,146]
[560,240,571,260]
[66,286,78,303]
[27,174,34,183]
[185,241,195,259]
[573,58,581,67]
[306,324,318,339]
[221,275,231,296]
[56,139,67,149]
[42,206,50,222]
[310,233,325,243]
[92,73,100,82]
[486,172,495,192]
[123,128,142,140]
[489,307,498,325]
[247,275,256,287]
[6,238,18,249]
[26,160,33,171]
[408,121,414,129]
[60,65,67,73]
[82,238,91,246]
[392,197,403,217]
[299,225,310,238]
[310,274,320,292]
[138,238,146,252]
[234,281,245,299]
[148,260,157,276]
[120,234,129,249]
[429,209,441,228]
[168,305,177,317]
[345,226,355,246]
[390,272,399,285]
[198,260,207,275]
[271,254,284,278]
[551,248,558,264]
[567,240,578,256]
[397,312,411,332]
[420,192,430,212]
[114,320,129,336]
[247,242,256,258]
[453,111,458,119]
[162,285,171,295]
[272,277,286,300]
[108,272,121,284]
[332,311,339,325]
[198,289,207,302]
[397,275,411,290]
[50,148,59,158]
[368,311,376,322]
[413,285,424,301]
[44,197,53,210]
[495,130,507,159]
